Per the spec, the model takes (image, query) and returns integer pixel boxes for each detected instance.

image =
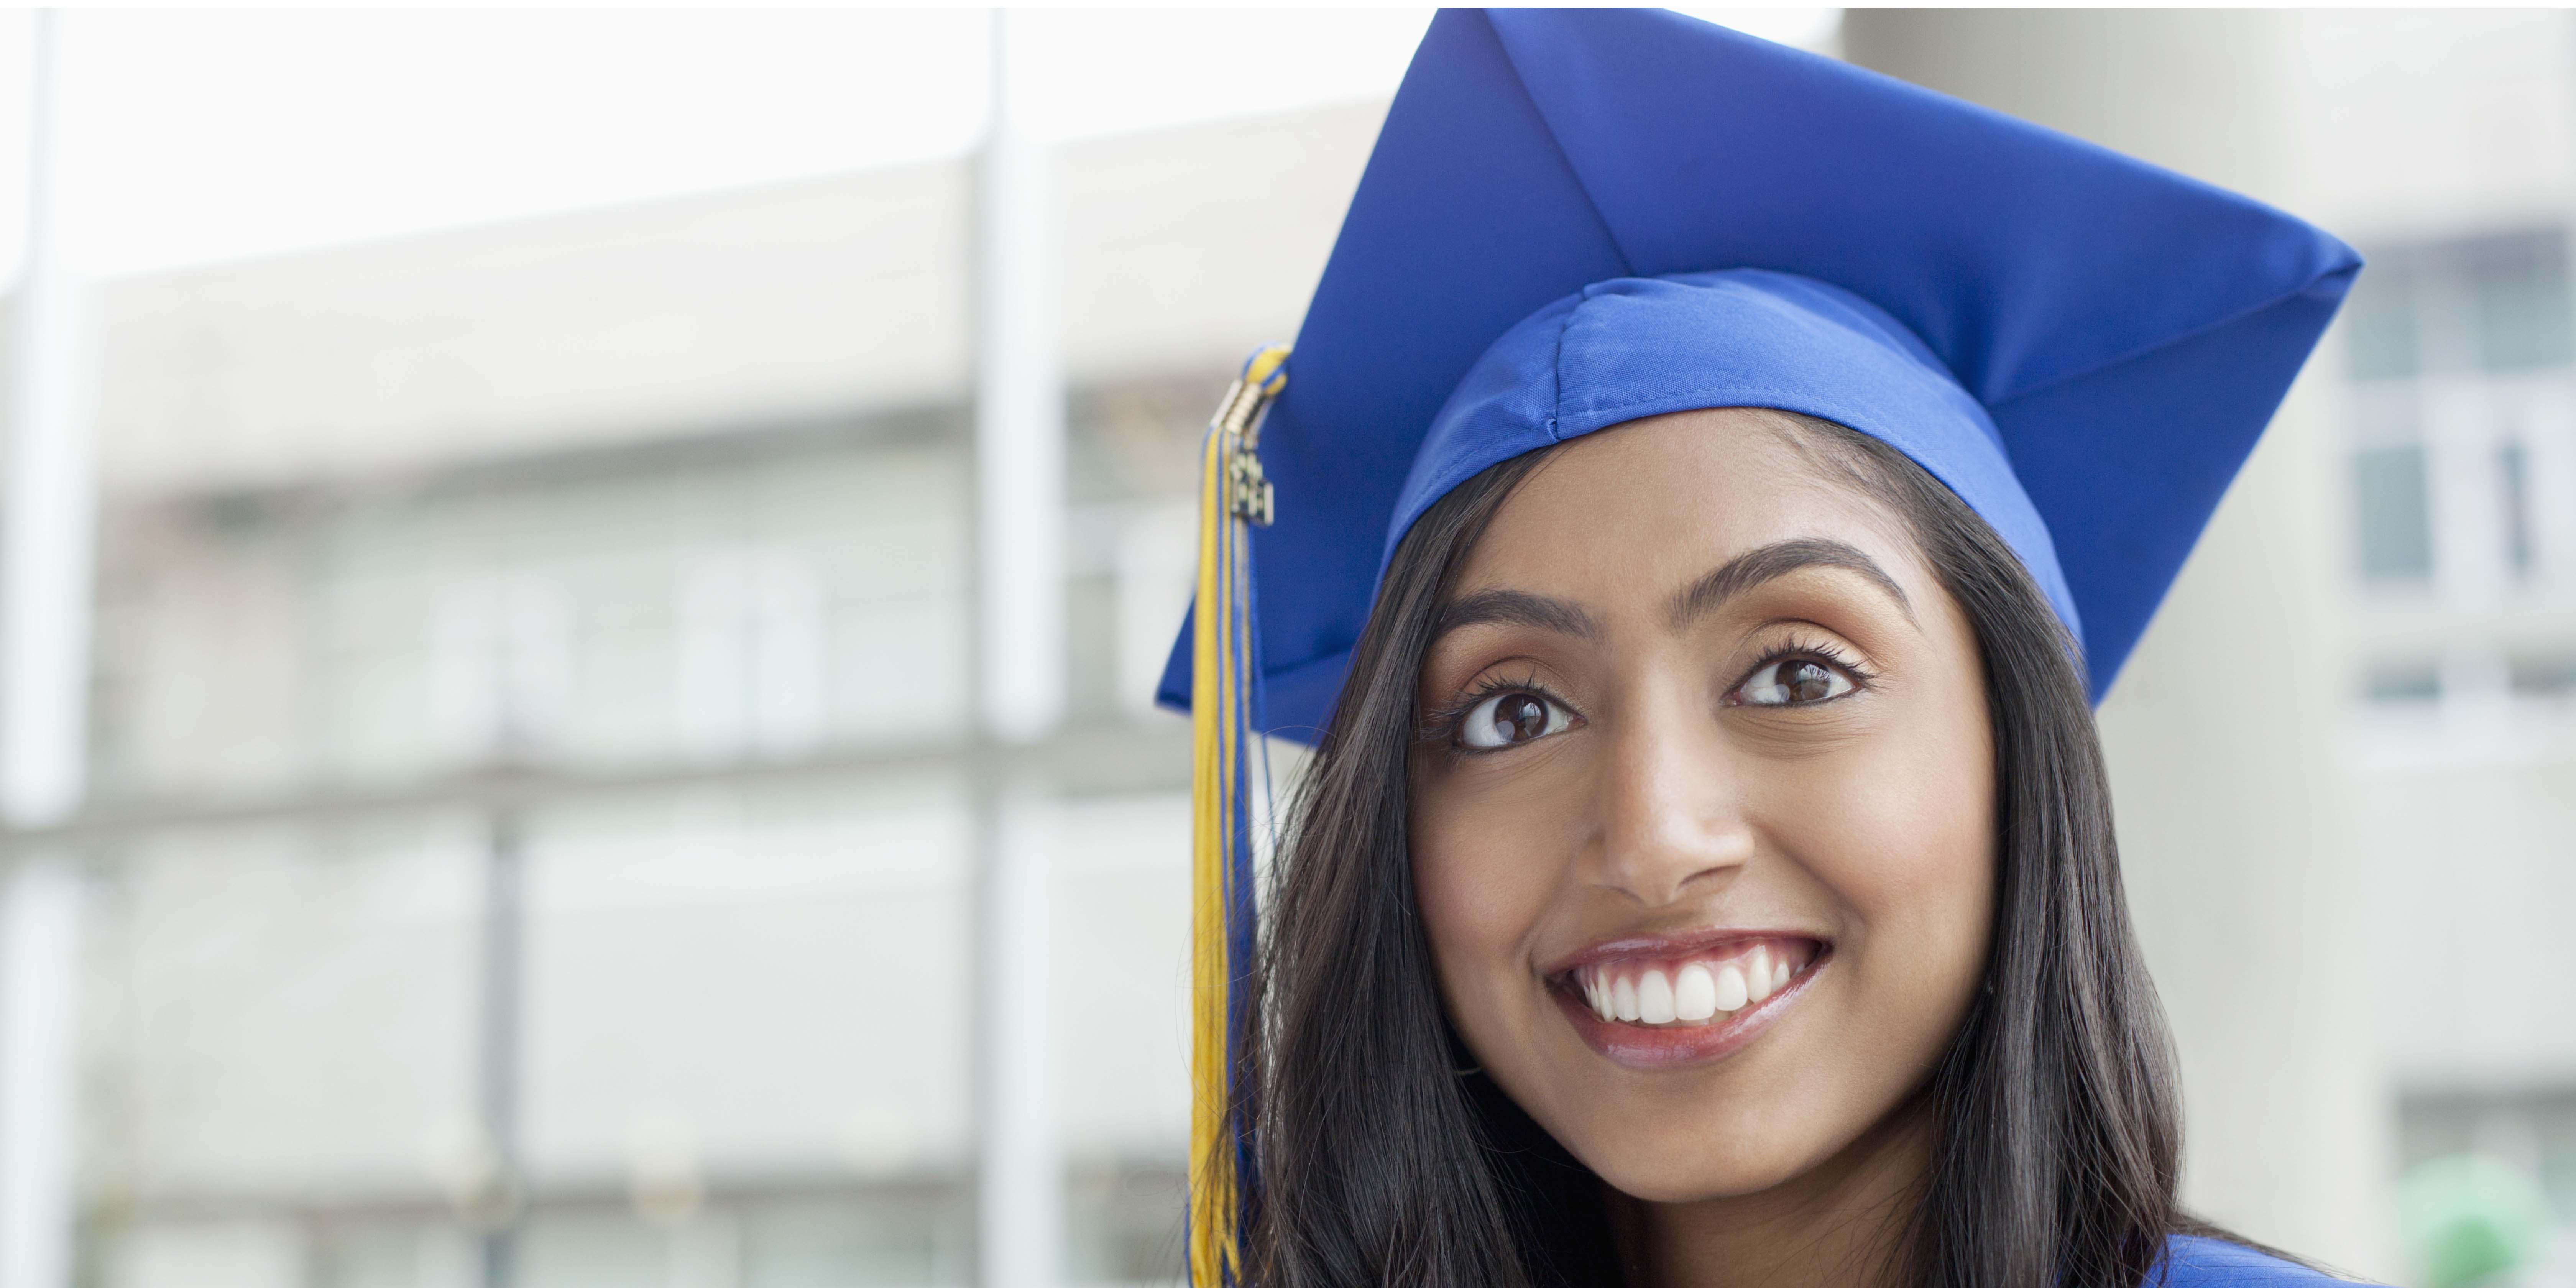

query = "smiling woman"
[1156,9,2367,1287]
[1413,414,2006,1205]
[1267,410,2166,1286]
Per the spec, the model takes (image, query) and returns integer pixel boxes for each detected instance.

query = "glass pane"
[2499,439,2535,580]
[2465,231,2574,371]
[2364,659,2440,704]
[519,1211,668,1288]
[2353,444,2435,582]
[739,1197,965,1288]
[2342,274,2420,381]
[2509,652,2576,698]
[1065,1168,1188,1285]
[309,1220,428,1288]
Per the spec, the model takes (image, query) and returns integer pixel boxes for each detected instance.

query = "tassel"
[1189,343,1288,1287]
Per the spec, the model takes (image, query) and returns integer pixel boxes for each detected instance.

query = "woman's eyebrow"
[1665,538,1916,630]
[1433,588,1604,644]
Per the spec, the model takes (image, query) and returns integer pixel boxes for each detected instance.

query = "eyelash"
[1420,668,1575,751]
[1732,633,1878,698]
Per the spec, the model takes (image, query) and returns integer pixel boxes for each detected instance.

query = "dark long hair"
[1248,412,2185,1287]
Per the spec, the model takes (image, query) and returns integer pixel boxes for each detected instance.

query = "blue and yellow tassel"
[1189,343,1288,1288]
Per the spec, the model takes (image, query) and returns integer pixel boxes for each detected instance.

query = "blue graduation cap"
[1160,10,2356,1283]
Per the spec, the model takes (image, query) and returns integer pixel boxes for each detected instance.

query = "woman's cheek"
[1776,717,1994,1027]
[1778,708,1990,897]
[1410,765,1587,1024]
[1412,795,1534,962]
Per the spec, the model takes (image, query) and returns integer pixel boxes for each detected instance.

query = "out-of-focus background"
[0,8,2567,1288]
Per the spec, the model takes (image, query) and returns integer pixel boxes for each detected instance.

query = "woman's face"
[1410,409,1995,1205]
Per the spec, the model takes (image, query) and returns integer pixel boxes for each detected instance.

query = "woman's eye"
[1456,690,1574,749]
[1733,657,1856,707]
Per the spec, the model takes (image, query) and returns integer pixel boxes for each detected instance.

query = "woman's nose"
[1585,703,1757,905]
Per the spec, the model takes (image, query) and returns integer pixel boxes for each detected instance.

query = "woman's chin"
[1570,1134,1817,1206]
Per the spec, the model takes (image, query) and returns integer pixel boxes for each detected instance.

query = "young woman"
[1160,12,2368,1286]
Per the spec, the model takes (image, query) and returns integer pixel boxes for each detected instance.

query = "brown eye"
[1457,690,1573,749]
[1733,657,1856,707]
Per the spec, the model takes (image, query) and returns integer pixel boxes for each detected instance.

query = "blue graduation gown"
[2155,1235,2384,1286]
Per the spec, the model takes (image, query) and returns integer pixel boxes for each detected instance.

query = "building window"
[2499,438,2536,581]
[430,572,573,762]
[676,546,827,763]
[2353,444,2436,583]
[2344,274,2421,381]
[2364,659,2442,705]
[2396,1088,2576,1285]
[2344,228,2576,606]
[2509,651,2576,699]
[2466,231,2576,372]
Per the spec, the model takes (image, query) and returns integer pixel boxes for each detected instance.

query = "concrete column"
[1845,12,2392,1278]
[971,12,1065,1288]
[0,12,89,1288]
[476,809,526,1288]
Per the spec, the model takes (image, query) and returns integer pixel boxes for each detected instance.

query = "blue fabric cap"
[1402,270,2080,642]
[1158,7,2360,738]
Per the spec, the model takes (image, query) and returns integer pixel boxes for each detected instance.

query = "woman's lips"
[1547,934,1827,1070]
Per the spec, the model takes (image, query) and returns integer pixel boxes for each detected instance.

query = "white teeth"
[1714,964,1750,1012]
[1674,964,1718,1022]
[1579,947,1813,1028]
[1637,970,1677,1025]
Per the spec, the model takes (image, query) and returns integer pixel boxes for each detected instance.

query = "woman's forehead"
[1461,411,1932,607]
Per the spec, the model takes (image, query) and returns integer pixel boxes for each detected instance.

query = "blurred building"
[2304,12,2576,1282]
[9,10,2574,1288]
[67,99,1380,1288]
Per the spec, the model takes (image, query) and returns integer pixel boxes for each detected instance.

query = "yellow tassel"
[1188,420,1235,1288]
[1189,343,1288,1287]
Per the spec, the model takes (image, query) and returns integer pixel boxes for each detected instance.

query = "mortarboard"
[1158,11,2358,1283]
